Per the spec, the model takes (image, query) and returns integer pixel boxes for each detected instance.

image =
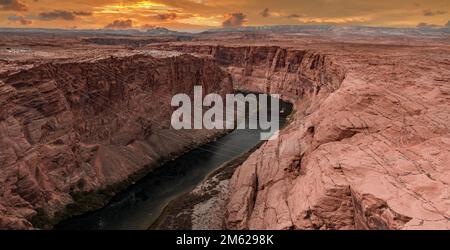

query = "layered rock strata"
[154,44,450,230]
[0,54,233,229]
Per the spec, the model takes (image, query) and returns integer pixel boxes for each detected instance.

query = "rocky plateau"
[0,30,449,229]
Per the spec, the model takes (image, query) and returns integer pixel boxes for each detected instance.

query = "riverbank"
[55,95,292,230]
[52,129,228,230]
[152,103,294,230]
[150,144,263,230]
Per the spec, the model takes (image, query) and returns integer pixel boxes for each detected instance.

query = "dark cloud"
[260,8,270,18]
[8,15,32,25]
[423,9,447,16]
[0,0,28,11]
[104,19,133,30]
[38,10,92,21]
[222,13,246,28]
[152,13,177,21]
[39,10,75,20]
[287,14,303,19]
[73,11,92,16]
[416,22,440,29]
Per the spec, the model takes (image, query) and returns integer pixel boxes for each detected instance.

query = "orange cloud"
[0,0,449,30]
[8,14,31,25]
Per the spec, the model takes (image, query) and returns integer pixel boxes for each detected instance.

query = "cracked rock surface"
[0,52,232,229]
[1,32,449,230]
[154,41,450,230]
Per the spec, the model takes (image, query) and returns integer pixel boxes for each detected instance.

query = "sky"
[0,0,449,31]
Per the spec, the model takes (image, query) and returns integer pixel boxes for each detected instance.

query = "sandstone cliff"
[0,54,233,229]
[153,44,450,230]
[2,39,449,230]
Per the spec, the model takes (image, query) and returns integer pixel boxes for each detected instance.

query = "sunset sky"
[0,0,449,31]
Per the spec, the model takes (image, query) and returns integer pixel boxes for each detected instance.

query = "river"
[56,95,292,230]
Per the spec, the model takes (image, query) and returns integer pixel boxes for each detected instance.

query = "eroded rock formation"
[154,44,450,230]
[1,36,449,230]
[0,54,233,229]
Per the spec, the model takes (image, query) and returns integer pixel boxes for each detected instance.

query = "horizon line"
[0,23,449,34]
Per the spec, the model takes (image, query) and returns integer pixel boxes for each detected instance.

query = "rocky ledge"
[154,44,450,230]
[0,53,233,229]
[1,40,449,230]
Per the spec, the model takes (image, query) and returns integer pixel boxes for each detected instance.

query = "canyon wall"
[155,44,450,230]
[0,54,233,229]
[2,41,448,230]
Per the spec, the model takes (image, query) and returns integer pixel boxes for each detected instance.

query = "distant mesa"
[0,26,190,37]
[0,24,448,38]
[203,24,450,36]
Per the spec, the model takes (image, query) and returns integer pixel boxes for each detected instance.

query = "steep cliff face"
[151,45,344,103]
[0,54,233,229]
[155,44,450,230]
[2,41,449,230]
